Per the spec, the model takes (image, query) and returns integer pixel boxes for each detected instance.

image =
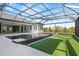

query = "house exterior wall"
[31,24,43,33]
[0,18,43,34]
[0,12,43,34]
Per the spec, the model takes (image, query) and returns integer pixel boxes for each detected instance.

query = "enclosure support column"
[37,24,39,33]
[23,25,25,33]
[75,17,79,37]
[1,23,3,33]
[0,23,1,33]
[19,25,21,33]
[7,25,9,33]
[32,25,34,33]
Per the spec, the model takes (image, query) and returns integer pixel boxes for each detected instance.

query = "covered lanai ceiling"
[0,3,79,25]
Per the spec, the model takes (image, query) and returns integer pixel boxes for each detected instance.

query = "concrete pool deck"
[0,33,49,56]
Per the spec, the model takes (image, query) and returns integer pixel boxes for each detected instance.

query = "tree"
[64,27,67,33]
[49,27,52,32]
[67,27,75,33]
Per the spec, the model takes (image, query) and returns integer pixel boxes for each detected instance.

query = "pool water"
[6,33,52,45]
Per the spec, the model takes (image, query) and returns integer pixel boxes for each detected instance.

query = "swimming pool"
[6,33,52,45]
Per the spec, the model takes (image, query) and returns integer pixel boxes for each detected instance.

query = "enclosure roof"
[0,3,79,25]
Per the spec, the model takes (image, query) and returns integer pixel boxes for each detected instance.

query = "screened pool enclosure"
[0,3,79,56]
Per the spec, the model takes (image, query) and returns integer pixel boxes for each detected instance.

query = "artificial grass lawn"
[29,34,79,56]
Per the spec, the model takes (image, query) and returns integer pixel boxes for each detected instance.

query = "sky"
[3,3,79,28]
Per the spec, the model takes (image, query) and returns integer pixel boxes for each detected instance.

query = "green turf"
[29,34,79,56]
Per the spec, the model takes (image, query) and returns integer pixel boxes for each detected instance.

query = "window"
[30,26,32,30]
